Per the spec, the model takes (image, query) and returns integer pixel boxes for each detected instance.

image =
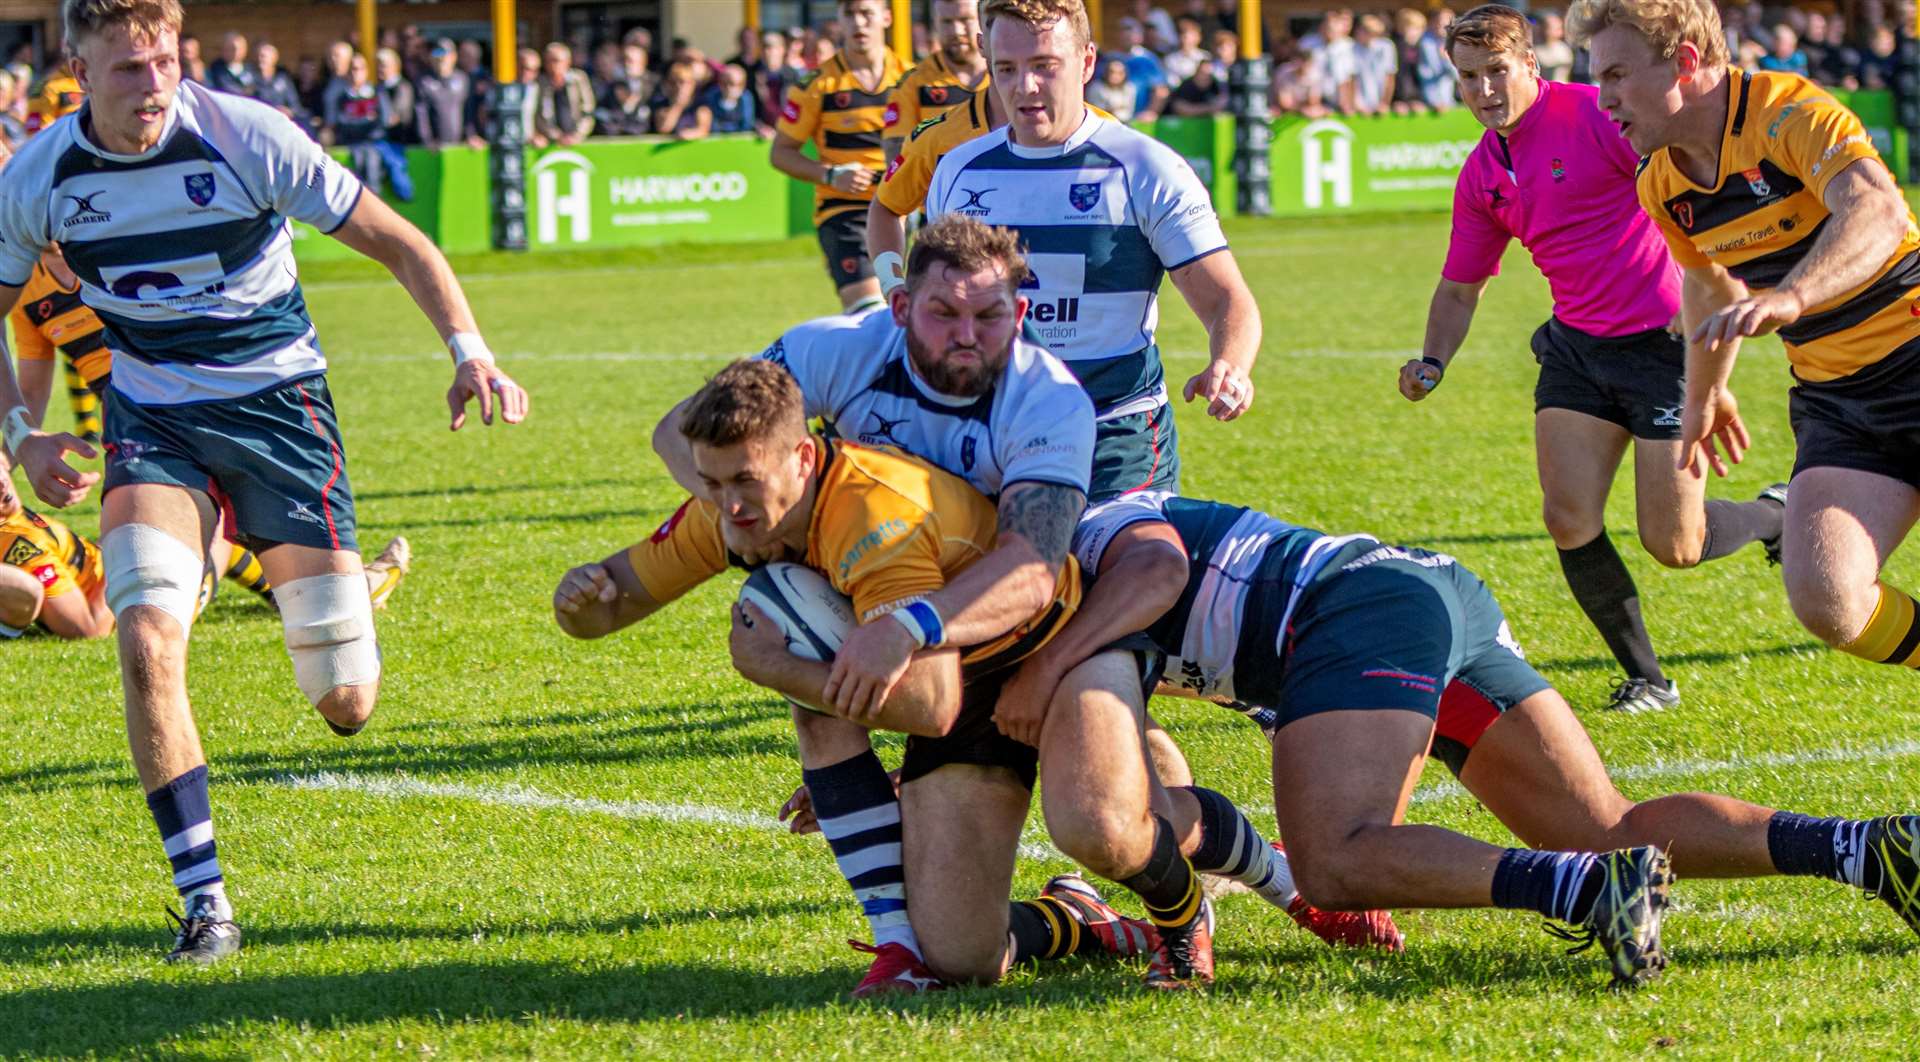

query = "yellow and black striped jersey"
[627,436,1080,675]
[777,52,907,224]
[883,53,985,140]
[10,262,111,388]
[1638,67,1920,382]
[0,506,102,601]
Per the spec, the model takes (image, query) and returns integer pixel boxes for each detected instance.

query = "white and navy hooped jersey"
[924,112,1227,415]
[1075,491,1375,703]
[756,308,1095,499]
[0,81,364,406]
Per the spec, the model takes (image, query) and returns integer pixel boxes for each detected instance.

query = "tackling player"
[1571,0,1920,680]
[1399,4,1786,714]
[882,0,989,170]
[771,0,906,313]
[565,358,1233,991]
[1077,487,1920,985]
[0,0,527,964]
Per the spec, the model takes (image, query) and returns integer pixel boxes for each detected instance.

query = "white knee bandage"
[102,524,205,635]
[278,573,381,705]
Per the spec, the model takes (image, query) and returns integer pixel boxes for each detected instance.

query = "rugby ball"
[738,561,856,664]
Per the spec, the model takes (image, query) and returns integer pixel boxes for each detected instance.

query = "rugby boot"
[164,891,243,965]
[1272,841,1404,951]
[1757,483,1789,566]
[1862,814,1920,937]
[365,536,411,611]
[848,940,941,999]
[1144,898,1214,990]
[1546,846,1672,986]
[1605,677,1680,714]
[1041,873,1159,958]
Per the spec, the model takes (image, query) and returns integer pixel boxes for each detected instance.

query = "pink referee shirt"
[1442,80,1680,337]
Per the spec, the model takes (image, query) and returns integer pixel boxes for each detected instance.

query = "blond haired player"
[1571,0,1920,699]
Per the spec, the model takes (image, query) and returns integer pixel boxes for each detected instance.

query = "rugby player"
[882,0,989,170]
[771,0,906,313]
[566,358,1232,990]
[644,222,1389,992]
[1076,487,1920,985]
[12,243,107,443]
[0,0,527,964]
[1570,0,1920,678]
[1400,4,1787,714]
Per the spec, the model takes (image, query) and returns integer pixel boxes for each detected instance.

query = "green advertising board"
[523,136,793,250]
[1267,109,1483,217]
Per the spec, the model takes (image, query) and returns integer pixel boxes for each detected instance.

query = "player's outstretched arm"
[1676,264,1752,478]
[0,293,99,508]
[552,550,662,639]
[327,193,529,431]
[1401,277,1487,401]
[1170,250,1261,421]
[649,397,706,497]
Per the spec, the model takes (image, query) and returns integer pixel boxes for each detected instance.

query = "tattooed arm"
[912,481,1086,649]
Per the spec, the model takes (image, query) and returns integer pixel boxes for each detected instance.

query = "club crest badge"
[1068,182,1101,212]
[184,173,216,207]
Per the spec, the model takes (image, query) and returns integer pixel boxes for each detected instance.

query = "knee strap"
[278,573,381,705]
[102,524,204,635]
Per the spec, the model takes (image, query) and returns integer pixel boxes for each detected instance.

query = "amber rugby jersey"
[627,437,1080,674]
[10,261,112,388]
[0,506,102,600]
[777,52,908,224]
[883,53,983,140]
[1638,67,1920,382]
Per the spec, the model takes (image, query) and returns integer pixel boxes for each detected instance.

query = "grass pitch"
[3,213,1918,1059]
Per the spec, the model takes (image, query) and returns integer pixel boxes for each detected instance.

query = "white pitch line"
[277,771,1066,862]
[1409,738,1920,805]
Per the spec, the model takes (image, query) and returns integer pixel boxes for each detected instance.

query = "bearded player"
[1400,4,1786,715]
[882,0,989,170]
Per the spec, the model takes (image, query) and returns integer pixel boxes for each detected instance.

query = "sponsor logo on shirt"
[839,518,910,579]
[61,191,110,229]
[955,187,995,216]
[1743,167,1773,199]
[651,499,693,543]
[883,102,899,126]
[1673,202,1695,230]
[860,411,909,446]
[781,98,801,123]
[3,538,42,567]
[1550,157,1566,182]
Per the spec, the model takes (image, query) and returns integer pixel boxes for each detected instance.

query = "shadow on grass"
[1536,640,1828,674]
[0,701,798,794]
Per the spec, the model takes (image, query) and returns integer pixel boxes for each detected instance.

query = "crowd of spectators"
[0,1,1908,164]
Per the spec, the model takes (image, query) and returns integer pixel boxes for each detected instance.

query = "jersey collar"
[1003,107,1098,159]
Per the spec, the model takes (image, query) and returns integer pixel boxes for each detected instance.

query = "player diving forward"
[771,0,906,313]
[1401,4,1786,714]
[642,223,1391,994]
[1573,0,1920,679]
[0,0,528,963]
[1079,488,1920,986]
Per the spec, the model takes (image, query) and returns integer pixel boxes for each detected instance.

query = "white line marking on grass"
[304,259,816,292]
[348,350,747,365]
[278,771,1066,862]
[1409,738,1920,805]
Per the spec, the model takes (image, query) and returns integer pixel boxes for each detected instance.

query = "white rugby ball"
[738,561,856,674]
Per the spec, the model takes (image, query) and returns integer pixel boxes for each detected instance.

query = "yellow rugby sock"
[222,547,273,598]
[1840,583,1920,667]
[64,362,100,440]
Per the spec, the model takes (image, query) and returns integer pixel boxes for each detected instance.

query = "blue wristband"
[890,600,946,648]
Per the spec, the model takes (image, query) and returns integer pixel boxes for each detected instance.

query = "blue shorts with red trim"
[1272,548,1551,772]
[1089,402,1179,504]
[103,375,359,554]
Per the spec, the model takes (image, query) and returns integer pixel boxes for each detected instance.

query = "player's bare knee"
[278,574,382,708]
[1286,824,1384,911]
[116,606,189,693]
[1784,572,1866,645]
[918,936,1008,986]
[1640,526,1702,569]
[0,568,44,630]
[1540,501,1601,549]
[316,683,378,729]
[1048,802,1152,881]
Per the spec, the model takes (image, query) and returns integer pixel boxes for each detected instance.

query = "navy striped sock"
[1182,785,1298,907]
[803,749,919,955]
[1492,849,1600,923]
[146,765,224,901]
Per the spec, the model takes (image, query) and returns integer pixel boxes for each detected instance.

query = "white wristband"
[449,332,495,366]
[888,606,928,648]
[874,251,905,296]
[824,162,857,186]
[3,406,33,453]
